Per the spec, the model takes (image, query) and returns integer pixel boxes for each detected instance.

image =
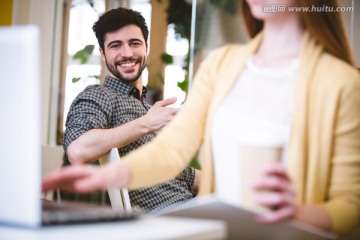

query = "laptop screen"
[0,25,42,227]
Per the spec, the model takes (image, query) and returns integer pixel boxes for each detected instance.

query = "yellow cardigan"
[123,33,360,234]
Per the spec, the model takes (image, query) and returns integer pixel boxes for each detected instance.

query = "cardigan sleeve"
[122,47,229,189]
[323,66,360,235]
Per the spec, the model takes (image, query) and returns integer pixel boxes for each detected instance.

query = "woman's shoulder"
[324,53,359,74]
[318,53,360,89]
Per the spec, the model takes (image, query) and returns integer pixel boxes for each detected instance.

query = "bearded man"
[63,7,200,213]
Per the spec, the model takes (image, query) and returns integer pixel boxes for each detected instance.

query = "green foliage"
[160,53,174,64]
[167,0,192,40]
[177,78,188,92]
[72,77,81,83]
[89,75,100,79]
[71,44,100,83]
[164,0,192,96]
[189,156,201,170]
[73,44,95,64]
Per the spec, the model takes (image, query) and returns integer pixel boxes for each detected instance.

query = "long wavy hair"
[240,0,354,65]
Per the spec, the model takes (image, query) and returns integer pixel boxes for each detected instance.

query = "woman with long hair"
[43,0,360,235]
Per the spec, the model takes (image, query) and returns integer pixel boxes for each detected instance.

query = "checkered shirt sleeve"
[63,85,117,150]
[63,79,196,213]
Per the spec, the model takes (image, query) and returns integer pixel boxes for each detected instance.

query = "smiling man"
[63,7,199,213]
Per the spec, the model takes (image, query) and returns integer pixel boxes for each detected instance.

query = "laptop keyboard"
[42,199,137,225]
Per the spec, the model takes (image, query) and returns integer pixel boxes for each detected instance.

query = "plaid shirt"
[64,76,195,213]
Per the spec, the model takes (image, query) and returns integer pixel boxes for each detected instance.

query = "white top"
[211,55,299,205]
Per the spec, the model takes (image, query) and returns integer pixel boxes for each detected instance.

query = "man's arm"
[67,97,178,164]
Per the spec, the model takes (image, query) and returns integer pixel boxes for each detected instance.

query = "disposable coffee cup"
[239,146,283,213]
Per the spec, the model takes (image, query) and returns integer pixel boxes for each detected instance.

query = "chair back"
[99,148,132,213]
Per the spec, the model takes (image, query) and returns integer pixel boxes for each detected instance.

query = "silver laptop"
[0,25,135,227]
[161,195,337,240]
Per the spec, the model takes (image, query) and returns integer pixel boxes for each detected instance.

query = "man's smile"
[119,61,136,67]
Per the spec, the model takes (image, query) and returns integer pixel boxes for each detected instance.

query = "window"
[164,24,189,106]
[62,0,105,131]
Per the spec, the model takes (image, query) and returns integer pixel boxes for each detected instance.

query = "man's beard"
[106,57,147,82]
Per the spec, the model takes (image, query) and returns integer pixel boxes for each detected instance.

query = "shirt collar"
[104,76,147,101]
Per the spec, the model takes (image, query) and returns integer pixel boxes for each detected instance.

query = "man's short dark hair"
[93,7,149,51]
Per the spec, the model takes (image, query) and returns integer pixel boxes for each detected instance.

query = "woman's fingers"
[42,165,99,192]
[74,172,106,193]
[254,191,295,209]
[262,164,289,179]
[253,175,295,194]
[42,161,130,194]
[256,205,297,223]
[252,163,297,223]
